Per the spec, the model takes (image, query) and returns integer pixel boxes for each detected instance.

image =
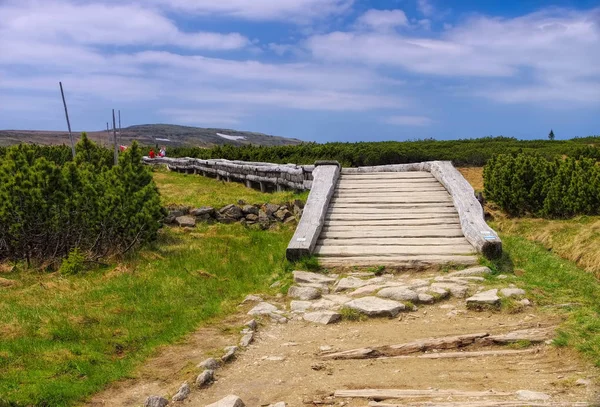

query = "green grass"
[483,234,600,366]
[0,222,300,406]
[152,167,309,208]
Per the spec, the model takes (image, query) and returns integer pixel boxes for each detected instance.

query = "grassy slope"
[0,172,306,406]
[153,167,309,208]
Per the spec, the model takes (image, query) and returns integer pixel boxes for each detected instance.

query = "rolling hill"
[0,124,303,148]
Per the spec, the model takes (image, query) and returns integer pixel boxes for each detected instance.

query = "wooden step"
[328,207,458,214]
[340,172,434,179]
[328,202,457,209]
[321,228,465,239]
[331,196,453,204]
[319,255,478,267]
[337,179,441,187]
[326,213,459,221]
[314,244,476,257]
[335,186,446,193]
[318,237,470,246]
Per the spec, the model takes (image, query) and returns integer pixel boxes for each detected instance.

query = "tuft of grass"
[500,297,525,314]
[339,307,366,322]
[153,167,309,208]
[487,234,600,366]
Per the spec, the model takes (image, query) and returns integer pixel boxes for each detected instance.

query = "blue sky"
[1,0,599,142]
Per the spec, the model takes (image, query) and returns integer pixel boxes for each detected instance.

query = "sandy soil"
[86,289,599,407]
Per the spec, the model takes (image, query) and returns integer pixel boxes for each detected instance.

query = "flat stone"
[293,270,336,285]
[447,266,491,277]
[417,293,435,304]
[290,300,312,313]
[206,394,246,407]
[500,288,526,298]
[190,206,214,216]
[242,294,262,304]
[172,382,190,401]
[269,313,288,324]
[219,204,244,220]
[431,283,468,298]
[288,286,321,300]
[264,203,280,216]
[322,294,352,305]
[349,284,385,297]
[145,396,168,407]
[309,299,337,311]
[198,357,220,370]
[221,346,238,362]
[407,279,431,289]
[242,205,258,215]
[175,215,196,227]
[245,319,258,330]
[345,296,405,317]
[262,355,286,361]
[298,282,330,293]
[377,287,419,302]
[515,390,551,401]
[267,402,286,407]
[303,311,342,325]
[334,277,370,292]
[248,302,279,315]
[240,332,254,347]
[519,298,532,306]
[240,328,252,334]
[466,289,500,306]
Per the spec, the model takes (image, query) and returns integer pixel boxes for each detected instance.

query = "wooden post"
[112,109,118,166]
[118,110,121,145]
[59,82,75,158]
[106,122,110,147]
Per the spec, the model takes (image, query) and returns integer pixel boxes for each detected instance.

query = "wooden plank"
[340,172,434,179]
[369,401,591,407]
[327,207,458,214]
[286,164,339,260]
[322,333,489,360]
[337,179,441,186]
[318,237,471,246]
[324,219,460,227]
[481,327,555,345]
[380,348,539,360]
[329,202,457,209]
[334,389,511,400]
[326,214,459,221]
[321,229,465,239]
[335,186,446,192]
[318,255,478,267]
[314,244,477,256]
[332,196,453,204]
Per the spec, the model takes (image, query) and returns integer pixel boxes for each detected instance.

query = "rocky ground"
[87,267,599,407]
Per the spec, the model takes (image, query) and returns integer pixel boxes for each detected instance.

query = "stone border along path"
[142,267,597,406]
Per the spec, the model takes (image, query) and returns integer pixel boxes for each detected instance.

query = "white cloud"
[307,8,600,104]
[159,108,246,126]
[356,9,408,31]
[143,0,353,23]
[385,115,433,126]
[417,0,434,17]
[0,1,248,50]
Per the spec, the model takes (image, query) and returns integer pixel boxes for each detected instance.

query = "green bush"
[484,152,600,218]
[59,248,86,275]
[0,134,165,266]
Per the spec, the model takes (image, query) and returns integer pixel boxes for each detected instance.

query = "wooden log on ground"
[369,401,591,407]
[334,389,511,400]
[377,348,540,360]
[481,327,555,345]
[321,333,489,360]
[286,163,340,260]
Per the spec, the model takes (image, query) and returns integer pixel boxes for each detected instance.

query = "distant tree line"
[0,134,164,269]
[484,152,600,218]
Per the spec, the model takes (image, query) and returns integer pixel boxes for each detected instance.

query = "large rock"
[172,382,190,401]
[293,270,336,285]
[309,299,337,311]
[377,287,419,302]
[303,311,341,325]
[431,282,469,298]
[206,395,246,407]
[290,300,312,313]
[466,289,500,307]
[298,282,329,294]
[274,209,292,221]
[447,266,492,277]
[500,288,526,298]
[219,204,244,220]
[258,210,271,229]
[248,302,279,315]
[417,293,435,304]
[288,286,321,300]
[242,205,259,215]
[144,396,168,407]
[240,332,254,347]
[196,369,215,387]
[190,206,215,217]
[345,296,405,317]
[175,215,196,227]
[334,277,370,292]
[245,214,259,222]
[264,203,280,217]
[349,284,385,297]
[198,357,220,370]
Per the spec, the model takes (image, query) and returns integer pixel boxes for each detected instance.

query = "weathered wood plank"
[286,164,340,260]
[321,228,465,238]
[337,179,441,186]
[328,202,457,209]
[334,389,511,400]
[481,327,555,345]
[324,219,460,227]
[327,207,458,214]
[379,348,539,360]
[335,185,446,192]
[314,244,476,256]
[326,214,460,221]
[369,401,590,407]
[331,196,453,204]
[341,172,434,179]
[318,237,471,246]
[318,255,478,267]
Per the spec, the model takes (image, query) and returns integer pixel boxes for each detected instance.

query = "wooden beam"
[334,389,511,400]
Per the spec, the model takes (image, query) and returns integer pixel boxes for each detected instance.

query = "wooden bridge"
[287,161,501,268]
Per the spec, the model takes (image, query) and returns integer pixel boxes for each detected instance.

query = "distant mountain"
[0,124,303,148]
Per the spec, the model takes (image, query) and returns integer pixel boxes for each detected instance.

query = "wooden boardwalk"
[316,170,479,268]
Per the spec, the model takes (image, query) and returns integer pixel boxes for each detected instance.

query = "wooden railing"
[143,157,314,191]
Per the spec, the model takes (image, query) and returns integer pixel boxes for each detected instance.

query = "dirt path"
[86,269,600,407]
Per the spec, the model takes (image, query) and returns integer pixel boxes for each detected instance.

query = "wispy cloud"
[384,115,433,126]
